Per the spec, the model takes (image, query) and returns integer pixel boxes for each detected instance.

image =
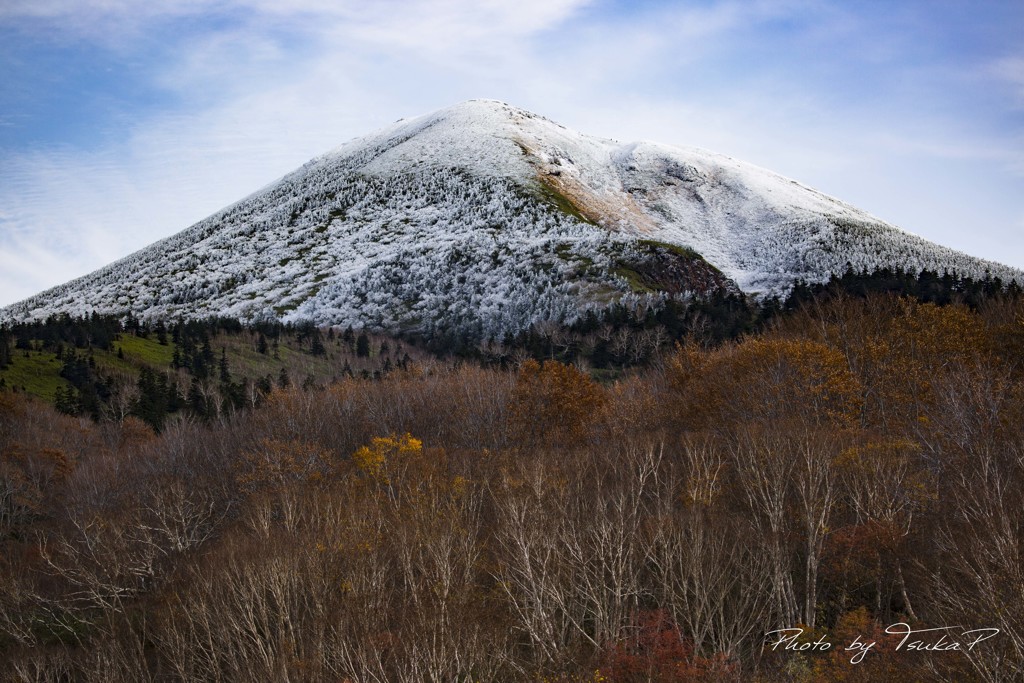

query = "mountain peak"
[3,101,1020,334]
[322,98,594,181]
[436,98,560,124]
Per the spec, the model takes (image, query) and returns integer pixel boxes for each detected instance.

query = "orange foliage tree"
[509,359,606,447]
[668,337,862,432]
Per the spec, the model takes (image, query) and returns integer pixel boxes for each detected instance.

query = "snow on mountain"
[2,99,1020,338]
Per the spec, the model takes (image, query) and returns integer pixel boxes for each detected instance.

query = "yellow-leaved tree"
[352,433,423,487]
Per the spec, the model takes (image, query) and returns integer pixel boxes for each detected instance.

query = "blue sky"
[1,0,1022,306]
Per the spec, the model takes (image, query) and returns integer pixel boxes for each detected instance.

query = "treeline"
[1,291,1023,681]
[461,266,1018,369]
[784,264,1022,310]
[2,266,1012,396]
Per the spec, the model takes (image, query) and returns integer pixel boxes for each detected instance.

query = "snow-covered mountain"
[3,100,1020,338]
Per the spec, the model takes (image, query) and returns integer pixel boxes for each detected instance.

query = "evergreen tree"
[124,312,139,335]
[133,367,168,431]
[60,352,91,387]
[0,329,12,369]
[54,385,78,415]
[356,332,371,358]
[166,377,183,413]
[201,336,215,366]
[310,333,326,356]
[222,380,245,412]
[219,347,231,383]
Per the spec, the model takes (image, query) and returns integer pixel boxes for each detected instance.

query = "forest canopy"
[1,283,1023,682]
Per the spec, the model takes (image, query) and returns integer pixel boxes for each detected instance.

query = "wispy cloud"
[990,55,1024,109]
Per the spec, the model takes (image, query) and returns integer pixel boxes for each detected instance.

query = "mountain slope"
[3,100,1020,338]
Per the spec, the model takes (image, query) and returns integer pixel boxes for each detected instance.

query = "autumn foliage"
[1,293,1023,682]
[600,609,739,682]
[510,359,606,445]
